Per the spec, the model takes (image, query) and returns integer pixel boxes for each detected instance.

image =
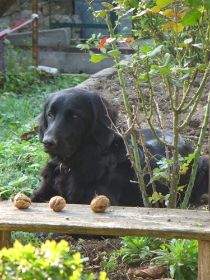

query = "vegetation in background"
[83,0,210,208]
[100,236,198,280]
[151,239,198,279]
[119,236,162,264]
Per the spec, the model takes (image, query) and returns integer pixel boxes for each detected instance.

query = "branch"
[179,61,210,131]
[181,91,210,208]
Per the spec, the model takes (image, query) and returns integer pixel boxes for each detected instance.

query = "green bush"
[151,239,198,280]
[0,240,108,280]
[119,236,162,264]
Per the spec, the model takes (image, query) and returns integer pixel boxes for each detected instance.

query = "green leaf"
[151,64,171,75]
[188,0,202,8]
[148,45,163,58]
[183,38,193,44]
[90,54,108,63]
[140,44,153,54]
[204,0,210,9]
[149,191,165,204]
[163,53,172,66]
[170,78,183,88]
[156,0,174,9]
[93,10,107,18]
[107,49,121,57]
[102,2,114,10]
[182,9,202,26]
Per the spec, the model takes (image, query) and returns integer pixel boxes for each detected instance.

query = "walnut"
[49,196,66,212]
[13,193,31,209]
[90,195,110,213]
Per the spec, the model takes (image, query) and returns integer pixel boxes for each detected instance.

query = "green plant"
[101,252,119,273]
[0,41,88,96]
[11,232,41,247]
[84,0,210,208]
[119,236,162,264]
[151,239,198,280]
[0,240,108,280]
[0,137,46,199]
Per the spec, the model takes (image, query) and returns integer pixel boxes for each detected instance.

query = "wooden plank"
[198,240,210,280]
[1,201,210,240]
[0,231,11,249]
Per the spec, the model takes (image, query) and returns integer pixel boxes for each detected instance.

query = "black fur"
[31,88,209,206]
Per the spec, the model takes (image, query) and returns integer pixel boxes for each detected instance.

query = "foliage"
[151,239,198,280]
[11,232,41,247]
[84,0,210,208]
[0,137,46,199]
[101,236,198,279]
[101,252,119,273]
[0,240,108,280]
[0,41,88,96]
[119,236,162,264]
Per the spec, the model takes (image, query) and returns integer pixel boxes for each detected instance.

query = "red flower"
[98,36,108,49]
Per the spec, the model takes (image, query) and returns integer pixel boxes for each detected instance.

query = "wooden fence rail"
[0,201,210,279]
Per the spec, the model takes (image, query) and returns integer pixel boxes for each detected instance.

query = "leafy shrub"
[117,236,198,279]
[101,252,119,273]
[85,0,210,208]
[0,240,108,280]
[119,236,162,264]
[151,239,198,280]
[0,41,88,96]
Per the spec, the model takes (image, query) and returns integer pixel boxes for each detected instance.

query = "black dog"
[31,88,209,206]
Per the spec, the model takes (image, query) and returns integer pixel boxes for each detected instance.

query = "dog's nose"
[42,136,57,148]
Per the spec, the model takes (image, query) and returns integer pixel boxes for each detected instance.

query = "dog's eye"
[47,111,54,119]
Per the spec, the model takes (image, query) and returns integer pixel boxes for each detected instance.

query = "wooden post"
[208,95,210,211]
[0,231,11,249]
[198,240,210,280]
[32,0,39,66]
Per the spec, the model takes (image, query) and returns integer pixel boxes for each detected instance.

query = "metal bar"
[32,0,39,66]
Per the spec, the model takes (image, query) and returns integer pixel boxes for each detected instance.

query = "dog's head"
[39,88,117,160]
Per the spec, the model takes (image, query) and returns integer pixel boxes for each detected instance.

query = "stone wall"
[0,0,131,40]
[1,0,74,29]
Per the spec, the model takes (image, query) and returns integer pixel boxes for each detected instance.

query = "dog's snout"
[42,135,57,149]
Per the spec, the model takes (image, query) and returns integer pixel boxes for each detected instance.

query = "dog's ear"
[38,101,49,141]
[91,95,118,150]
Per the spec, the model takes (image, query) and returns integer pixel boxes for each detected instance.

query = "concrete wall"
[39,50,114,74]
[4,28,114,74]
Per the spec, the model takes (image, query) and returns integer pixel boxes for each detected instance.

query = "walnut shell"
[13,193,31,209]
[49,196,66,212]
[90,195,110,213]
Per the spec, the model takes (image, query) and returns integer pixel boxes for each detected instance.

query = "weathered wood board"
[0,201,210,240]
[1,201,210,279]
